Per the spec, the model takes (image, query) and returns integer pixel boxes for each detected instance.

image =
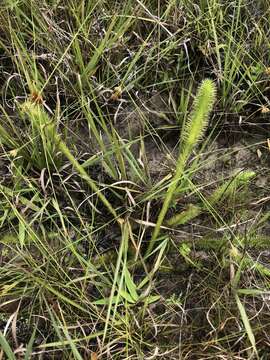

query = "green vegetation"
[0,0,270,358]
[148,79,216,254]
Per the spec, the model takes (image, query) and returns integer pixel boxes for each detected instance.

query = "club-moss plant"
[20,100,59,170]
[147,79,216,254]
[22,100,120,223]
[166,169,256,227]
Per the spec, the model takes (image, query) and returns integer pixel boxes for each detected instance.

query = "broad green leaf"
[124,267,139,302]
[93,296,119,306]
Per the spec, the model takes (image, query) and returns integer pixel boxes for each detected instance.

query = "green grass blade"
[0,332,16,360]
[235,294,258,358]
